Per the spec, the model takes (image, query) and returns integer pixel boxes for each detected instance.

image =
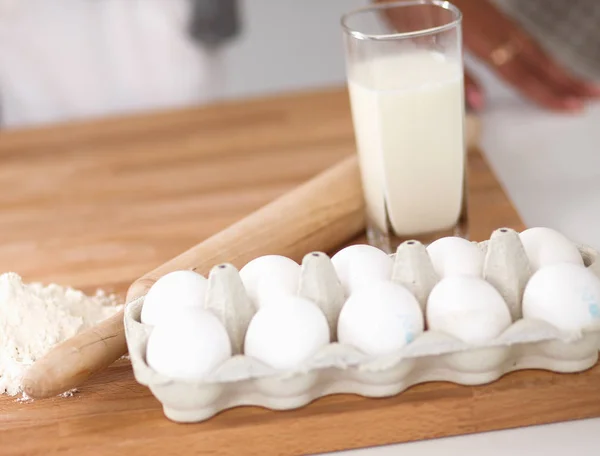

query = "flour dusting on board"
[0,272,123,396]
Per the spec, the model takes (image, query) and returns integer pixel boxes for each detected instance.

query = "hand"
[455,0,600,112]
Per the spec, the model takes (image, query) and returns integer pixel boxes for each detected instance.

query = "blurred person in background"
[0,0,598,128]
[452,0,600,111]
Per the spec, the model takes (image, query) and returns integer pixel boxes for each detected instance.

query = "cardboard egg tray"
[125,228,600,423]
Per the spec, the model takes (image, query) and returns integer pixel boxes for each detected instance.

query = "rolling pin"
[22,114,481,399]
[22,155,365,399]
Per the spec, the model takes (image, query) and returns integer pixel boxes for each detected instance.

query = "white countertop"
[333,418,600,456]
[475,59,600,251]
[327,58,600,456]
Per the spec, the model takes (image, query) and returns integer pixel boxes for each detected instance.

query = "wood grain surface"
[1,88,596,456]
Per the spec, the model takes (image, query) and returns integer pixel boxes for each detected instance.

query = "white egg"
[244,295,330,369]
[337,280,424,356]
[331,244,393,296]
[140,270,208,326]
[519,227,583,272]
[239,255,300,307]
[146,307,232,380]
[522,263,600,331]
[427,276,512,344]
[426,237,484,278]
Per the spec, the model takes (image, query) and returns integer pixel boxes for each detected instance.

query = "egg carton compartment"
[125,228,600,423]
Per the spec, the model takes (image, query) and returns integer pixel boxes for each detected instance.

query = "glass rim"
[341,0,462,41]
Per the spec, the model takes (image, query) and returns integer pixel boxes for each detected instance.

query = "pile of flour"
[0,272,123,396]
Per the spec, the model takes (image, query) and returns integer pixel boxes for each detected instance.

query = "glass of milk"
[341,1,467,252]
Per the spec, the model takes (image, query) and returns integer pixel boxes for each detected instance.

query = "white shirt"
[0,0,222,127]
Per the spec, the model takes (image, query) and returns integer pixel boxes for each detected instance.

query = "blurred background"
[1,0,600,248]
[0,0,366,127]
[223,0,366,100]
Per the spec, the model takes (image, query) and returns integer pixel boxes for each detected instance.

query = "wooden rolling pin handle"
[22,155,365,399]
[21,312,126,399]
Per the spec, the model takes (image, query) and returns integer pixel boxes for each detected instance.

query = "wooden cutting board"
[1,88,599,456]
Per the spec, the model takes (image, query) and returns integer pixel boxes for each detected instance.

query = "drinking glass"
[341,0,467,253]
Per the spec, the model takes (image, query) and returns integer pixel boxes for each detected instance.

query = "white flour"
[0,272,123,396]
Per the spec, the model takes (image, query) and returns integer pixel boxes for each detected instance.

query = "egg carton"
[125,228,600,423]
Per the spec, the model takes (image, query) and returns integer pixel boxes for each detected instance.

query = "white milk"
[348,51,465,236]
